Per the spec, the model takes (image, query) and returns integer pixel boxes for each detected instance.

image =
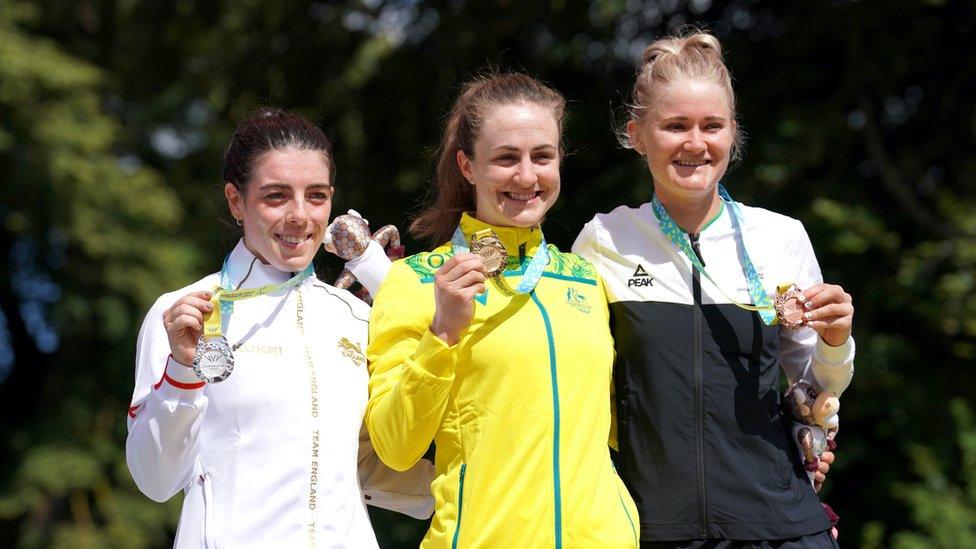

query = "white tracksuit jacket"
[126,240,433,548]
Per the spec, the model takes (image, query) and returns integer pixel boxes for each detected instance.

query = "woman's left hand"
[797,283,853,347]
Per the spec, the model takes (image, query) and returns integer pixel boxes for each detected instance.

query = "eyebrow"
[491,144,558,152]
[660,115,728,122]
[257,182,333,191]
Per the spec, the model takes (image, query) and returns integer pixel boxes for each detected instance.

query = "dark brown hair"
[221,107,334,191]
[409,73,566,245]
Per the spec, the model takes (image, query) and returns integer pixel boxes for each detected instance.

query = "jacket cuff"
[410,329,457,379]
[815,335,855,365]
[345,240,392,297]
[812,336,855,395]
[157,354,207,391]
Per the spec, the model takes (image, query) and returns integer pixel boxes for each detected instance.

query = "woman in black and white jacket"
[573,32,854,548]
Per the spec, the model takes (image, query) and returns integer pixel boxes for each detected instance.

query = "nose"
[683,128,707,153]
[285,199,310,226]
[513,157,538,186]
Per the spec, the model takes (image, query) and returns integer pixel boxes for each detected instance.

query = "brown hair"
[221,107,334,191]
[625,30,744,161]
[409,73,566,245]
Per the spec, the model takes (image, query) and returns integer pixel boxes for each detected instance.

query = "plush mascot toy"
[783,378,841,537]
[322,210,405,303]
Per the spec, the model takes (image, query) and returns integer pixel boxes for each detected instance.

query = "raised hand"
[429,254,486,346]
[798,283,854,347]
[162,291,214,366]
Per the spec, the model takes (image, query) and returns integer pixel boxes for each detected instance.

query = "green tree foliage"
[1,0,973,546]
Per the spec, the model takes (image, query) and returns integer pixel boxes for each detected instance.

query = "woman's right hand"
[162,291,214,366]
[429,253,486,346]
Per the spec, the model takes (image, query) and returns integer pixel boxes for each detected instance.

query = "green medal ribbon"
[202,256,314,339]
[652,184,778,325]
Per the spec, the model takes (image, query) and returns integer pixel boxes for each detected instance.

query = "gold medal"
[469,230,508,278]
[774,283,805,329]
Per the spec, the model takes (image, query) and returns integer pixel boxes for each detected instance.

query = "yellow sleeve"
[593,271,619,452]
[609,374,619,452]
[365,260,458,471]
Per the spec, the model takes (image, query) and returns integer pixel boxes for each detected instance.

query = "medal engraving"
[469,233,508,278]
[193,336,235,383]
[775,285,806,329]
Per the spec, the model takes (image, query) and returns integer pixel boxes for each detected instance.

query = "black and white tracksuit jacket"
[573,200,854,542]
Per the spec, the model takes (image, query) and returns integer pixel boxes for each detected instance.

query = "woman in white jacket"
[126,108,432,548]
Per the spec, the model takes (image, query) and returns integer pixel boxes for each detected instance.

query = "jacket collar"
[222,239,299,290]
[457,212,544,259]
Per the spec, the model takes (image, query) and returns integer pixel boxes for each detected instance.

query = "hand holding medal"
[162,290,218,369]
[791,283,854,346]
[429,253,487,346]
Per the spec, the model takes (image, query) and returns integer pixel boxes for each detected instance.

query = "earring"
[236,217,243,226]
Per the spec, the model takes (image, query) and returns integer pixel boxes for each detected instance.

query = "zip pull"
[688,233,706,267]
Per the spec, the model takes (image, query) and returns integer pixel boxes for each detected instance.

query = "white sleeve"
[357,423,435,519]
[572,218,605,268]
[344,240,393,297]
[125,296,209,502]
[777,220,854,396]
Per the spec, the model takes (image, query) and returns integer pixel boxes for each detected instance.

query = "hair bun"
[641,42,680,65]
[682,33,723,61]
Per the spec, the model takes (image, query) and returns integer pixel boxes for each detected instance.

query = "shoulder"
[574,202,654,261]
[399,243,455,283]
[544,244,599,284]
[307,277,371,322]
[736,202,806,236]
[583,203,651,237]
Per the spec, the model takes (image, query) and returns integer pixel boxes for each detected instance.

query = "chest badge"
[337,337,366,367]
[627,264,655,288]
[565,287,593,314]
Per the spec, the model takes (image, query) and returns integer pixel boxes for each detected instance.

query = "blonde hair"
[410,73,566,245]
[625,30,744,161]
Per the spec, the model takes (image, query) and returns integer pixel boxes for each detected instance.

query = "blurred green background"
[1,0,974,547]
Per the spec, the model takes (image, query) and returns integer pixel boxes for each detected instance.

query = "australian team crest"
[337,337,366,366]
[565,287,592,314]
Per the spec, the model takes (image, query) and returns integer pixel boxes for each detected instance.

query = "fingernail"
[804,301,813,309]
[797,294,806,302]
[803,312,812,319]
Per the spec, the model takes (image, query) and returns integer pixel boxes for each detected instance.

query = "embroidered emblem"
[565,287,592,314]
[337,337,366,366]
[627,264,655,288]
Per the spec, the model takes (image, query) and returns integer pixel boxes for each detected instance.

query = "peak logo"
[627,264,655,287]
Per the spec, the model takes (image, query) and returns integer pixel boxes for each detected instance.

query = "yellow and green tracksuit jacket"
[366,213,639,548]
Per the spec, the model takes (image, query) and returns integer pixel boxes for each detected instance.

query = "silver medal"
[193,335,235,383]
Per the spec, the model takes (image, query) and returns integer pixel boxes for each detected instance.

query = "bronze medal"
[774,284,806,329]
[469,232,508,278]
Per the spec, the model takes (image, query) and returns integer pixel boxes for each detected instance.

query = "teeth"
[506,192,536,201]
[675,160,708,167]
[280,235,306,244]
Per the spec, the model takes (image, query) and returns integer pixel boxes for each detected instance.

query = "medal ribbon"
[451,226,549,296]
[651,184,777,325]
[202,257,314,338]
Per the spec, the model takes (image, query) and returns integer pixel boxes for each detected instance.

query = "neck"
[241,237,271,266]
[655,189,722,234]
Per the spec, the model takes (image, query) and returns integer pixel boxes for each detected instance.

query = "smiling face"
[628,80,735,204]
[224,147,333,272]
[457,102,561,228]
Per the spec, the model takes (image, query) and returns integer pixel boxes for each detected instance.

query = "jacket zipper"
[530,291,562,548]
[689,232,708,538]
[451,463,467,549]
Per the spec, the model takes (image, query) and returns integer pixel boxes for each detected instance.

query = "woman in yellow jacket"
[365,74,639,548]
